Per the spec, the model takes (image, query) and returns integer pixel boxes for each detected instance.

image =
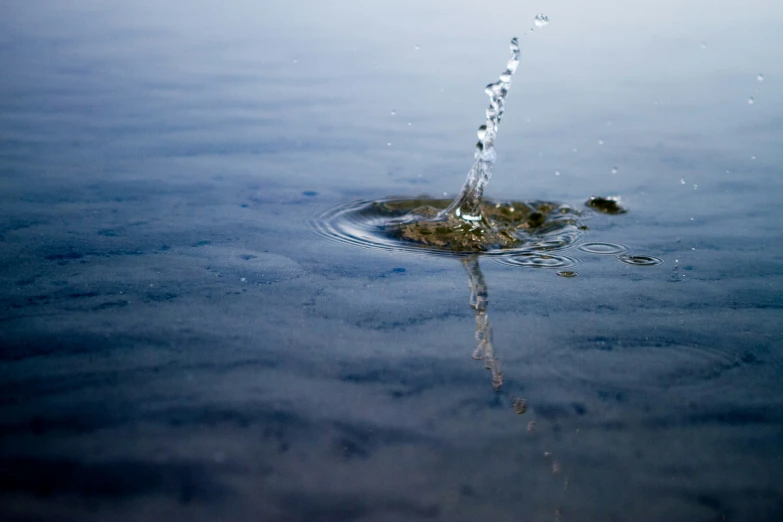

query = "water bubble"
[390,110,396,116]
[534,14,549,28]
[598,139,604,145]
[757,73,764,82]
[748,97,755,104]
[611,166,618,174]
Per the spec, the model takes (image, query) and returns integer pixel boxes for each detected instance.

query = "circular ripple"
[495,253,579,269]
[577,242,628,255]
[312,198,585,261]
[617,254,663,266]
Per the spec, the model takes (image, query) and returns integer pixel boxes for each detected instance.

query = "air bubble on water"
[748,97,755,104]
[534,14,549,28]
[611,166,618,174]
[680,177,686,185]
[757,73,764,82]
[598,139,604,145]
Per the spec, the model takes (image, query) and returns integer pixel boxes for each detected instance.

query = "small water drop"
[680,177,686,185]
[554,170,561,176]
[700,41,707,49]
[611,166,618,174]
[477,125,488,140]
[407,121,412,126]
[757,73,764,82]
[534,14,549,28]
[390,110,396,116]
[414,45,420,51]
[572,147,578,152]
[748,97,755,104]
[598,139,604,145]
[751,155,756,160]
[292,58,298,63]
[387,142,392,146]
[693,184,698,190]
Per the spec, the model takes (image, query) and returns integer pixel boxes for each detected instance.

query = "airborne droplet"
[757,73,764,82]
[534,14,549,28]
[748,97,755,104]
[611,166,618,174]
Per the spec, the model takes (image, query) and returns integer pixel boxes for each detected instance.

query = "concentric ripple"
[617,254,663,266]
[312,197,584,261]
[578,242,628,255]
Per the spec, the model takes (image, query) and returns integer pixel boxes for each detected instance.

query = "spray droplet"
[407,121,412,126]
[748,97,755,104]
[680,177,686,185]
[390,110,396,116]
[693,184,698,190]
[387,142,392,146]
[554,170,561,176]
[292,58,298,63]
[751,155,756,160]
[477,125,488,140]
[611,166,618,174]
[534,14,549,28]
[572,147,578,152]
[598,139,604,145]
[757,73,764,82]
[414,45,420,51]
[700,41,707,49]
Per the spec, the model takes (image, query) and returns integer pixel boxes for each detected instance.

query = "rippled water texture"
[1,1,783,521]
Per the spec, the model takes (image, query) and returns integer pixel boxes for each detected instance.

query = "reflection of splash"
[462,256,503,391]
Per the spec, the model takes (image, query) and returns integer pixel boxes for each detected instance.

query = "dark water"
[2,1,783,521]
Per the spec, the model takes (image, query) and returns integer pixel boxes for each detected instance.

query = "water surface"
[2,1,783,521]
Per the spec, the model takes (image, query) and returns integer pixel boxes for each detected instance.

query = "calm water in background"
[2,1,783,520]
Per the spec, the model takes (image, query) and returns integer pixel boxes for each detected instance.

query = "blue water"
[2,1,783,520]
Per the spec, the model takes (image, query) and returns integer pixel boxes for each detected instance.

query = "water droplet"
[414,45,420,51]
[680,177,686,185]
[407,121,412,126]
[240,277,246,282]
[554,170,561,176]
[748,97,755,104]
[556,270,578,278]
[386,142,392,146]
[572,147,578,152]
[598,139,604,145]
[693,184,698,190]
[751,155,756,160]
[757,73,764,82]
[611,166,618,174]
[390,110,396,116]
[292,58,298,63]
[534,14,549,28]
[477,125,487,140]
[700,41,707,49]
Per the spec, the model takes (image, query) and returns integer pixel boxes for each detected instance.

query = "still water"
[2,1,783,520]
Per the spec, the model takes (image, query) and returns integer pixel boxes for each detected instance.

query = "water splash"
[534,14,550,28]
[442,37,521,222]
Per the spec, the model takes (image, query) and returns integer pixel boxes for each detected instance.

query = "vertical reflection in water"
[462,256,503,391]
